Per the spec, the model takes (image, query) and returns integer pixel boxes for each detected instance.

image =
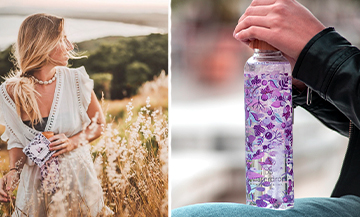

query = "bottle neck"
[254,49,282,57]
[252,49,285,62]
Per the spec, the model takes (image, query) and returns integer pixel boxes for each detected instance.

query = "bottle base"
[247,200,294,210]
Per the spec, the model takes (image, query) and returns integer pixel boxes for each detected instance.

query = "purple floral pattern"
[245,71,294,209]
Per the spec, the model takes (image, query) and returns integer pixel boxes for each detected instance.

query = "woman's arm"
[0,148,26,202]
[49,91,105,156]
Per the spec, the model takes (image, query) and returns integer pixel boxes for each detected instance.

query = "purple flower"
[287,186,293,195]
[260,194,271,201]
[254,125,265,136]
[283,111,290,120]
[262,80,268,86]
[269,198,277,204]
[261,86,273,95]
[251,75,261,85]
[285,129,292,137]
[266,122,275,129]
[256,199,267,208]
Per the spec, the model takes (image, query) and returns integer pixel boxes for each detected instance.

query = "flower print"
[247,170,264,179]
[261,86,273,101]
[246,141,253,152]
[269,198,277,204]
[262,117,271,126]
[269,80,278,89]
[254,124,265,136]
[246,182,251,194]
[266,122,275,129]
[265,132,273,140]
[264,87,272,95]
[283,195,294,203]
[247,135,256,143]
[256,187,265,192]
[261,94,268,101]
[252,150,265,160]
[259,157,275,166]
[256,199,267,207]
[262,80,267,86]
[285,129,292,137]
[279,77,290,90]
[282,105,291,120]
[246,158,252,169]
[251,75,261,85]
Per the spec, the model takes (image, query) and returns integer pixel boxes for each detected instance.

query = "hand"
[49,133,77,157]
[233,0,326,66]
[0,170,19,203]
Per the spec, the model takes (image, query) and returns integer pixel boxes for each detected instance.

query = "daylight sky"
[0,0,169,13]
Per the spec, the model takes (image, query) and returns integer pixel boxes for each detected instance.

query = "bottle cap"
[42,131,54,139]
[249,40,278,51]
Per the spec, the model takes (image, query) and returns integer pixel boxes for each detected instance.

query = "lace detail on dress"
[47,70,62,131]
[75,70,85,122]
[1,84,16,110]
[0,84,31,138]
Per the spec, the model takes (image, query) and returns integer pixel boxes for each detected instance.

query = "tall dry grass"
[0,72,168,216]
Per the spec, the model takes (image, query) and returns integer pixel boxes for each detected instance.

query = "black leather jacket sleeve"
[292,27,360,135]
[292,88,350,137]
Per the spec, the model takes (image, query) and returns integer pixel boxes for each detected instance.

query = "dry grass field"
[0,72,168,216]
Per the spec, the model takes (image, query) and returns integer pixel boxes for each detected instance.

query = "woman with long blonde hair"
[0,13,110,216]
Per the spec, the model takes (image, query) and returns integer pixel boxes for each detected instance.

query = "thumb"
[5,174,15,192]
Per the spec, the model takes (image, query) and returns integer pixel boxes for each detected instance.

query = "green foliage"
[90,73,113,99]
[74,33,168,99]
[0,33,168,100]
[0,46,14,82]
[125,61,151,96]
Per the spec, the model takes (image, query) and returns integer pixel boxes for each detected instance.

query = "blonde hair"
[5,13,75,127]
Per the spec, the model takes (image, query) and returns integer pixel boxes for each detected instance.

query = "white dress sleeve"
[0,84,25,150]
[77,66,94,112]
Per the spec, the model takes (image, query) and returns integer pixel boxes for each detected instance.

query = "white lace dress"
[0,66,107,217]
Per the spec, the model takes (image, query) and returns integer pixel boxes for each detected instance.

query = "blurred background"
[171,0,360,209]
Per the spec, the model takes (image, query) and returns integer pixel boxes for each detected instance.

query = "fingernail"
[235,32,240,39]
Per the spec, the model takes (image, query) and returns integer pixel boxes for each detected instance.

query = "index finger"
[48,134,63,142]
[238,5,271,24]
[250,0,277,7]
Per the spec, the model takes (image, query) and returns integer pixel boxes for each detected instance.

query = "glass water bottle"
[244,40,294,209]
